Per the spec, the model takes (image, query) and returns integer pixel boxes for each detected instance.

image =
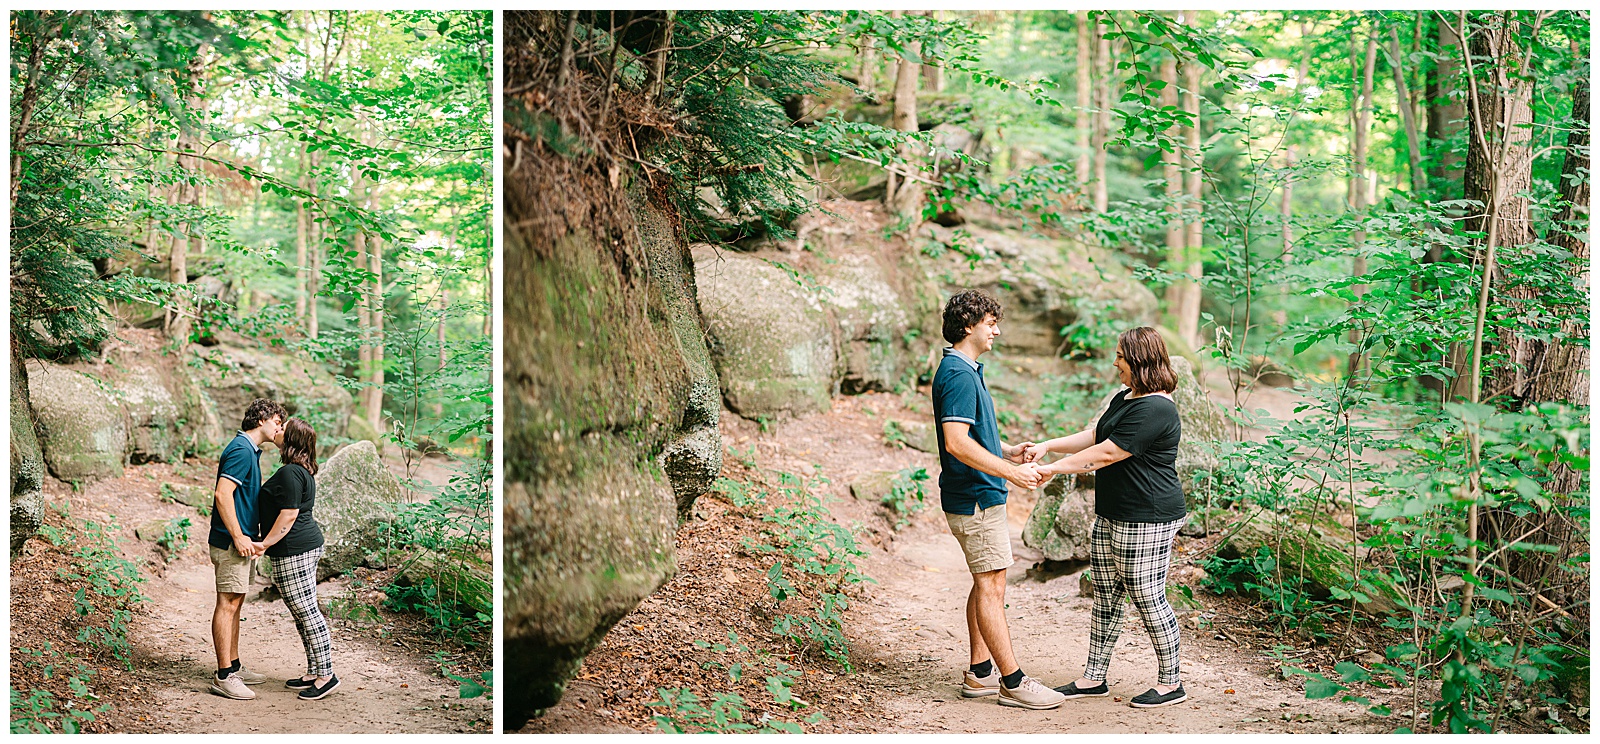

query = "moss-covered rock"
[28,362,128,481]
[395,549,492,618]
[315,441,407,581]
[694,244,838,418]
[10,350,47,556]
[110,360,184,464]
[1022,475,1095,561]
[848,470,900,504]
[504,160,719,725]
[816,252,930,394]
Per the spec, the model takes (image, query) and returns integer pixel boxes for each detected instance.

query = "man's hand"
[1006,462,1042,490]
[1023,442,1051,463]
[1003,441,1034,463]
[234,538,258,558]
[252,541,268,555]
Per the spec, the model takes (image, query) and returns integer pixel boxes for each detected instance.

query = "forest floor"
[10,446,491,734]
[523,379,1405,734]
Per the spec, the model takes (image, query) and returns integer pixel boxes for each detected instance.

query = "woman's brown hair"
[1118,327,1178,396]
[280,418,318,476]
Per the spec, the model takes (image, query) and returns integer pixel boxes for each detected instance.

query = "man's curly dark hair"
[240,398,288,432]
[942,289,1004,344]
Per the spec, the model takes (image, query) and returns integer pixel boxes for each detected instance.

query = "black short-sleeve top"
[257,463,325,558]
[1093,388,1186,523]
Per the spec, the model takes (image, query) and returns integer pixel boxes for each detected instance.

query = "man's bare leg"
[966,582,992,666]
[972,569,1018,676]
[212,592,243,669]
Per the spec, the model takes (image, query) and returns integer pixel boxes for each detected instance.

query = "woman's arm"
[1024,428,1097,462]
[1037,439,1131,476]
[260,509,299,548]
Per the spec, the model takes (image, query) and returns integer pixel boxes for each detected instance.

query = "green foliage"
[881,466,931,530]
[10,646,110,734]
[42,517,146,668]
[156,517,191,562]
[379,457,492,643]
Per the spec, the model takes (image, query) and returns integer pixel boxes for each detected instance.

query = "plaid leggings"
[1084,516,1184,685]
[271,547,333,677]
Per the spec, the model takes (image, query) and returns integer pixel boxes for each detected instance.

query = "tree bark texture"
[1092,19,1111,213]
[1174,16,1204,350]
[887,10,922,218]
[1345,33,1377,377]
[1389,27,1426,195]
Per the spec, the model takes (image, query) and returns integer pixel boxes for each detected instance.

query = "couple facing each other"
[933,289,1189,711]
[207,398,340,702]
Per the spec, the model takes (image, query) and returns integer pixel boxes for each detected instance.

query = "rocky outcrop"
[315,441,407,581]
[11,350,47,555]
[504,156,722,725]
[694,245,839,417]
[189,334,353,440]
[27,362,128,481]
[1022,475,1096,561]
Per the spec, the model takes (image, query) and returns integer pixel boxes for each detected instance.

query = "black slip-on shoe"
[285,676,317,690]
[298,674,341,700]
[1129,684,1187,708]
[1054,680,1110,699]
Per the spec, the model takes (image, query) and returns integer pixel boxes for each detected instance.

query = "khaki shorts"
[210,544,256,594]
[946,503,1013,574]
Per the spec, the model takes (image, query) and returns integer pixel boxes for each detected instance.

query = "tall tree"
[1172,9,1205,349]
[1346,29,1377,376]
[1075,11,1092,192]
[1092,16,1111,213]
[886,10,923,218]
[1389,26,1426,195]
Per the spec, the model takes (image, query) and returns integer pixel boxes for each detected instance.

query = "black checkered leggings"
[271,547,333,677]
[1084,516,1184,685]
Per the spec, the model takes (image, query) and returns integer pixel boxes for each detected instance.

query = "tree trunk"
[856,36,876,95]
[1281,145,1296,261]
[1075,11,1093,193]
[1092,18,1111,213]
[1389,27,1426,195]
[1160,52,1187,332]
[1461,16,1537,404]
[167,37,212,344]
[887,10,922,219]
[353,224,371,417]
[1345,33,1377,377]
[1427,19,1466,194]
[367,235,385,432]
[295,146,310,326]
[9,13,62,206]
[921,11,944,92]
[1175,14,1204,350]
[646,11,674,102]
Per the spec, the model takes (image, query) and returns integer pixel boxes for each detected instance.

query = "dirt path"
[524,386,1396,733]
[752,391,1383,734]
[37,454,490,734]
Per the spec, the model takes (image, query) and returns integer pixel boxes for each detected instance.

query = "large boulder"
[1022,475,1096,561]
[11,352,47,555]
[189,335,353,440]
[27,362,128,481]
[314,441,407,581]
[504,157,720,726]
[814,252,939,394]
[693,244,838,418]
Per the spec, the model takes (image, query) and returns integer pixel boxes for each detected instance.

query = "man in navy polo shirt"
[933,289,1065,710]
[207,398,287,700]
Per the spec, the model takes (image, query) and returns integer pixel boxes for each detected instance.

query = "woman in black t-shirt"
[1024,327,1189,709]
[257,418,339,700]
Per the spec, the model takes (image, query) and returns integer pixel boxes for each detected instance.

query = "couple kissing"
[933,290,1189,711]
[207,398,340,702]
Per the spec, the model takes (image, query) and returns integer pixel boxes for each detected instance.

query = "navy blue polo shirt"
[932,348,1008,515]
[208,431,264,549]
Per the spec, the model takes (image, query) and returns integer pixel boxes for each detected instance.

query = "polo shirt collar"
[236,430,261,454]
[944,347,981,372]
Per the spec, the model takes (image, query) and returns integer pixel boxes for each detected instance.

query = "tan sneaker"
[997,676,1065,710]
[209,674,256,700]
[961,669,1001,698]
[233,667,267,685]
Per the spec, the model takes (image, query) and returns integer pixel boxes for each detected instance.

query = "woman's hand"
[1003,441,1034,463]
[1023,442,1051,463]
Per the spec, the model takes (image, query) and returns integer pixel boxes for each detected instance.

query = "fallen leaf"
[401,683,409,688]
[1113,697,1123,702]
[1225,688,1235,694]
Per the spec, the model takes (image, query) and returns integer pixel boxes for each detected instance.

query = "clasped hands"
[234,538,269,558]
[1002,441,1055,490]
